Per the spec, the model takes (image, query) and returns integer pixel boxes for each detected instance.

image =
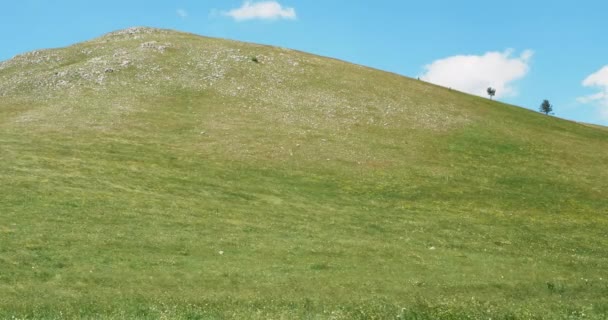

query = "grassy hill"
[1,27,607,319]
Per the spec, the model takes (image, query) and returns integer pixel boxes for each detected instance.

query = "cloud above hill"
[578,66,608,120]
[177,9,188,19]
[224,1,296,21]
[420,50,533,99]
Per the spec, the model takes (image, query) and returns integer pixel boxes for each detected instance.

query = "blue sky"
[2,0,608,125]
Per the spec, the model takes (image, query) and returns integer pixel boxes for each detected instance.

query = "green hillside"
[1,27,607,319]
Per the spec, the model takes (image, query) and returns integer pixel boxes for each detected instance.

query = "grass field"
[1,27,607,319]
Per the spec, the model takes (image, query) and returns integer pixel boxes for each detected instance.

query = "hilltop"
[1,27,607,319]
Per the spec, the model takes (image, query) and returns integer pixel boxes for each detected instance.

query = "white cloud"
[420,49,533,99]
[224,1,296,21]
[578,66,608,120]
[177,9,188,18]
[577,92,606,104]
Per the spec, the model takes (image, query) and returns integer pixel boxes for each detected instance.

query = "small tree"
[539,99,553,115]
[487,87,496,100]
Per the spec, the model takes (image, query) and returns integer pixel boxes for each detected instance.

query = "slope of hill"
[1,27,607,319]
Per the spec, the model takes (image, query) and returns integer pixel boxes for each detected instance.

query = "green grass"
[1,27,607,319]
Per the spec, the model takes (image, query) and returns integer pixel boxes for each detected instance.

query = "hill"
[1,27,607,319]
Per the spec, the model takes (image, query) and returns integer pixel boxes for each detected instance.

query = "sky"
[2,1,608,125]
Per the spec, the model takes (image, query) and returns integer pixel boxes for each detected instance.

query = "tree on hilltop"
[539,99,553,115]
[487,87,496,100]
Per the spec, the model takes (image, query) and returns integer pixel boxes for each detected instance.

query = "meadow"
[1,27,607,319]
